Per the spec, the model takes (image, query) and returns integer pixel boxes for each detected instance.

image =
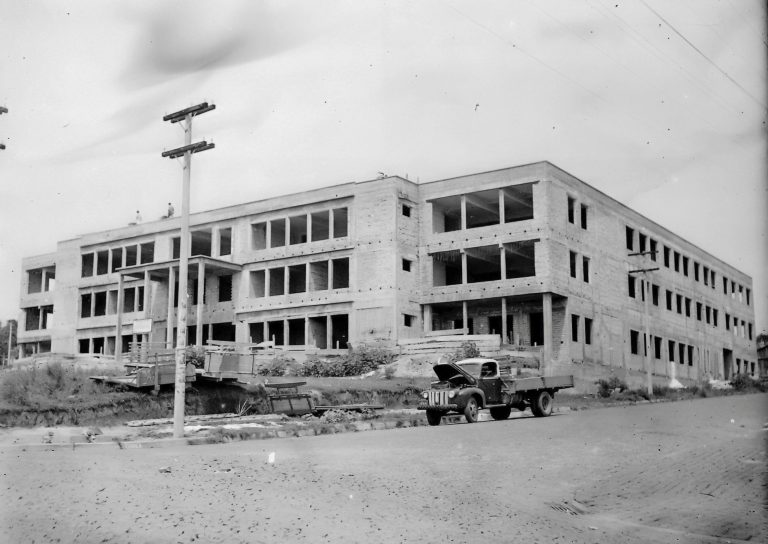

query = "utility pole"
[6,320,13,366]
[1,105,7,150]
[162,102,215,439]
[629,250,658,398]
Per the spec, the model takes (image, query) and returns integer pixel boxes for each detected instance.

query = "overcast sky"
[1,0,766,332]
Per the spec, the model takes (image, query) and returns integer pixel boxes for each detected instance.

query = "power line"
[639,0,766,110]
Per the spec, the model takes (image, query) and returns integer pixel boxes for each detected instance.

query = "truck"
[417,357,574,425]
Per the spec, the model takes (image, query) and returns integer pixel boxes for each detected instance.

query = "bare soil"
[1,393,765,543]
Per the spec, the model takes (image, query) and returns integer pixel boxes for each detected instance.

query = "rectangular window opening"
[81,253,94,278]
[218,274,232,302]
[219,228,232,256]
[584,318,592,345]
[310,211,330,242]
[332,258,350,289]
[251,222,268,250]
[571,314,579,342]
[580,204,588,229]
[333,207,348,238]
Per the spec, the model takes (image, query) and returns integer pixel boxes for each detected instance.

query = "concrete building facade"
[18,162,759,380]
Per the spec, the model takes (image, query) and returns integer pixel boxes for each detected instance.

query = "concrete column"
[498,189,505,225]
[264,268,271,298]
[115,274,124,362]
[423,304,432,334]
[90,290,95,318]
[285,218,291,246]
[305,263,310,293]
[326,315,332,350]
[542,293,553,376]
[143,271,151,317]
[283,320,289,347]
[499,245,506,281]
[501,298,508,345]
[212,227,220,257]
[329,208,335,239]
[262,322,268,345]
[107,251,113,275]
[166,266,175,348]
[284,265,289,295]
[207,323,213,345]
[462,301,468,335]
[304,317,309,348]
[307,213,312,243]
[328,259,334,290]
[196,261,205,347]
[460,194,467,230]
[461,250,467,284]
[266,220,272,249]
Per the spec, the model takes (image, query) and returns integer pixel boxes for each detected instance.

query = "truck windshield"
[457,362,482,377]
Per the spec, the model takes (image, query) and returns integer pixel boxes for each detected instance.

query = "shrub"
[730,374,765,392]
[185,347,206,368]
[447,341,481,363]
[595,376,628,398]
[297,346,395,377]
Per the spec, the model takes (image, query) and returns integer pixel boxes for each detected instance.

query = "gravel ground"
[1,393,765,543]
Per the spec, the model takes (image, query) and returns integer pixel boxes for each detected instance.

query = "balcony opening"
[309,261,329,291]
[432,250,462,286]
[140,242,154,265]
[267,320,284,345]
[289,214,308,245]
[466,246,501,283]
[81,253,94,277]
[249,322,265,344]
[96,250,109,275]
[125,245,138,267]
[250,270,265,298]
[191,230,212,256]
[269,267,285,296]
[288,318,305,345]
[503,183,534,222]
[219,228,232,256]
[270,219,286,247]
[288,264,307,294]
[218,274,232,302]
[94,291,107,317]
[251,222,267,250]
[25,307,41,331]
[466,190,500,229]
[331,314,349,349]
[333,208,348,238]
[431,195,462,233]
[310,210,330,241]
[92,337,105,355]
[309,316,327,349]
[331,258,349,289]
[111,248,122,272]
[505,241,536,278]
[28,269,43,294]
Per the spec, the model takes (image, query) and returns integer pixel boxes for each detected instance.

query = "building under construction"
[17,161,759,380]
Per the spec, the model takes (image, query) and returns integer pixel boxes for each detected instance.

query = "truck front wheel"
[464,397,479,423]
[530,390,553,417]
[490,406,512,420]
[426,411,443,426]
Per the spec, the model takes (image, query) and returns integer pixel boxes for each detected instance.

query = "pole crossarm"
[161,141,215,159]
[628,267,660,274]
[163,102,215,123]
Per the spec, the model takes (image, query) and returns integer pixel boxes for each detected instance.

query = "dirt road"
[1,394,765,543]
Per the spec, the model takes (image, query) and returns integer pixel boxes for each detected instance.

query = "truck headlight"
[421,391,428,399]
[448,391,456,399]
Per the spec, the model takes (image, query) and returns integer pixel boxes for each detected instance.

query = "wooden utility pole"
[1,105,7,150]
[162,102,215,439]
[629,250,658,398]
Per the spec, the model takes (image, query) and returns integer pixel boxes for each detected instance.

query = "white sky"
[1,0,766,332]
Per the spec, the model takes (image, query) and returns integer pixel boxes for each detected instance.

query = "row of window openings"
[172,228,232,259]
[569,251,590,283]
[629,331,695,366]
[80,274,235,318]
[430,184,535,233]
[249,258,350,297]
[26,268,56,294]
[626,226,750,306]
[82,243,155,278]
[432,243,537,286]
[570,315,593,344]
[627,277,753,339]
[24,305,53,331]
[566,197,588,229]
[250,208,348,250]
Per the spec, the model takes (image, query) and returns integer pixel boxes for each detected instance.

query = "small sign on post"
[132,319,153,334]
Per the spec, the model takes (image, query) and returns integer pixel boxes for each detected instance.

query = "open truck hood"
[433,362,477,386]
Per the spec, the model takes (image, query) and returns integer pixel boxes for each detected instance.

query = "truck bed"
[501,375,574,393]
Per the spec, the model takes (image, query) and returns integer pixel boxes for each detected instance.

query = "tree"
[0,320,18,362]
[757,332,768,348]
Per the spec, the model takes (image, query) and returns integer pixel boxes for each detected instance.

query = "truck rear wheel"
[426,411,443,426]
[490,406,512,420]
[464,397,479,423]
[530,390,553,417]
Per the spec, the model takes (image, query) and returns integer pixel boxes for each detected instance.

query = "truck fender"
[459,388,486,409]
